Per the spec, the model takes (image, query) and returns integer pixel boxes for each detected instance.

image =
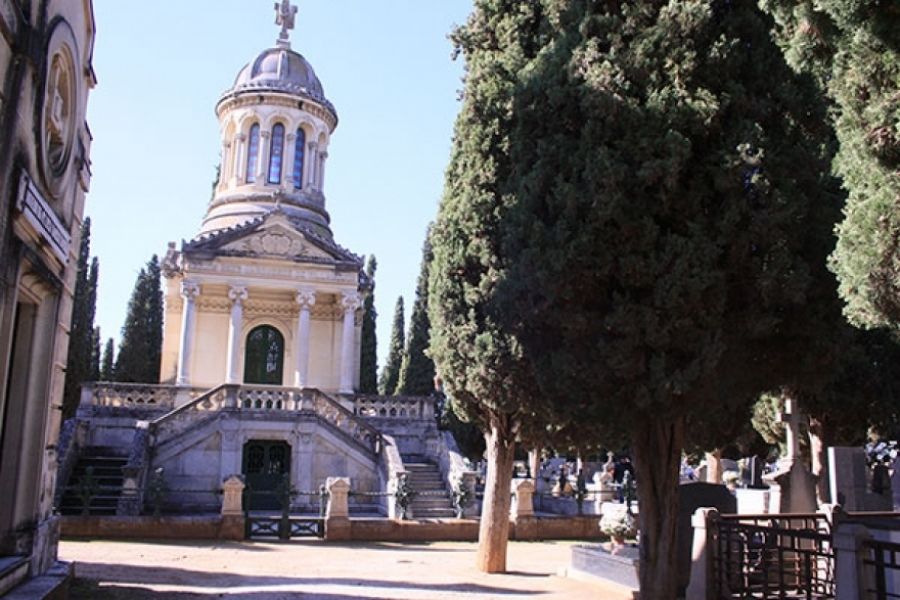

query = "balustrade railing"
[85,382,179,409]
[354,395,434,420]
[149,384,233,447]
[239,386,297,410]
[309,389,382,454]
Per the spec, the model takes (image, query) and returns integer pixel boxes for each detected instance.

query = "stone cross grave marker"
[778,398,804,467]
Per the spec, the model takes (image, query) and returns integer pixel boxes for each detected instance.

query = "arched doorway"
[243,325,284,385]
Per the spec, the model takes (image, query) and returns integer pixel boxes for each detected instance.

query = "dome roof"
[223,47,336,116]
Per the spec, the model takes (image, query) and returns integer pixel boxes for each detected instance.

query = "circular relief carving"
[38,23,80,198]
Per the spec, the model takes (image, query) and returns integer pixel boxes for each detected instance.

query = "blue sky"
[87,0,472,368]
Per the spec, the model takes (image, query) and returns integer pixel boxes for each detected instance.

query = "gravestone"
[763,399,816,513]
[678,482,736,597]
[829,446,892,512]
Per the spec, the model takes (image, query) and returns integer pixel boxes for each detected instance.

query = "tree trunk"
[632,415,685,600]
[705,448,723,484]
[808,416,830,505]
[476,413,516,573]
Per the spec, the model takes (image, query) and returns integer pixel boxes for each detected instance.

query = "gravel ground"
[60,538,633,599]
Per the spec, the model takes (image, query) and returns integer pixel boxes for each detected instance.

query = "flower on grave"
[723,470,742,487]
[599,510,637,542]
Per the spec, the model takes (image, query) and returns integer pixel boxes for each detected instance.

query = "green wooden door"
[242,441,290,511]
[243,325,284,385]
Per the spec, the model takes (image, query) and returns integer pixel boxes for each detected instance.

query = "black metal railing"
[714,514,834,599]
[862,538,900,599]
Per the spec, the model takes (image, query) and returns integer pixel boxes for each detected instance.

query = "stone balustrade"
[82,382,180,409]
[354,395,435,420]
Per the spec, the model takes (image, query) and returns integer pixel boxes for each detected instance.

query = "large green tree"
[378,297,405,395]
[359,256,379,394]
[434,0,835,593]
[398,229,436,396]
[761,1,900,329]
[63,219,98,419]
[115,255,163,383]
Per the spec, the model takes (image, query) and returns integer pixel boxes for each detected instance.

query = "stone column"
[257,130,272,183]
[294,289,316,388]
[318,150,328,192]
[220,141,232,187]
[325,477,351,541]
[221,475,247,541]
[225,286,248,384]
[284,132,297,189]
[339,292,360,394]
[176,281,200,386]
[232,133,246,185]
[306,141,318,190]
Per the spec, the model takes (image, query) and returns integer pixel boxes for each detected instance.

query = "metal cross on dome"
[275,0,298,47]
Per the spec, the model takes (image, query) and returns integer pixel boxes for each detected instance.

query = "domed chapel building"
[62,2,467,523]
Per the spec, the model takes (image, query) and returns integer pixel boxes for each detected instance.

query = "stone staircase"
[58,447,128,516]
[403,456,456,519]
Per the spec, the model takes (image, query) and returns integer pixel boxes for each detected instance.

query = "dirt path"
[61,538,632,599]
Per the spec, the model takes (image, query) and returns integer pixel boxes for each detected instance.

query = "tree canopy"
[115,255,163,383]
[379,296,405,395]
[398,228,437,396]
[359,256,379,394]
[63,218,98,419]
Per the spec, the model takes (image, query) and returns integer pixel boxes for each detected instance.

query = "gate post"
[833,521,872,600]
[511,479,537,540]
[686,507,720,600]
[325,477,351,541]
[221,475,246,540]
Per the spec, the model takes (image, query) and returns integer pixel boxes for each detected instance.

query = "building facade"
[0,0,95,595]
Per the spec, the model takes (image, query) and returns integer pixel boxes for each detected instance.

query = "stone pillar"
[705,450,723,484]
[306,141,318,190]
[221,475,247,541]
[339,292,360,394]
[221,475,245,516]
[686,507,720,600]
[318,150,328,192]
[833,521,872,600]
[232,133,246,185]
[257,130,271,183]
[225,286,247,384]
[220,141,232,187]
[176,281,200,386]
[294,289,316,388]
[325,477,351,541]
[283,132,297,189]
[511,478,537,540]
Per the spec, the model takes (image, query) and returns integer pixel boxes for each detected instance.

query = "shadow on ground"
[71,562,545,598]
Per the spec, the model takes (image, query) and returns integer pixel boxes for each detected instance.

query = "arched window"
[245,123,260,183]
[292,128,306,189]
[243,325,284,385]
[267,123,285,184]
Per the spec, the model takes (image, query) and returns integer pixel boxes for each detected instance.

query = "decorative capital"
[261,130,271,139]
[228,286,248,304]
[307,141,319,152]
[296,289,316,309]
[236,133,247,142]
[340,292,361,312]
[180,281,200,300]
[320,151,329,160]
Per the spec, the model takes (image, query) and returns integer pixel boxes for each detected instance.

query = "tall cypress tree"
[378,296,404,395]
[115,255,163,383]
[432,0,836,590]
[100,338,115,382]
[90,326,101,382]
[359,256,379,394]
[63,219,98,419]
[761,2,900,330]
[398,229,436,396]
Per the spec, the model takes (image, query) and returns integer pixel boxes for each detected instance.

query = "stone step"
[412,509,457,518]
[0,556,29,597]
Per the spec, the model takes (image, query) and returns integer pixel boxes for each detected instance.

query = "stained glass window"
[245,123,260,183]
[292,128,306,189]
[243,325,284,385]
[267,123,285,184]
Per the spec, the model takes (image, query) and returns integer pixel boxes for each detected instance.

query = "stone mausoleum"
[58,1,469,521]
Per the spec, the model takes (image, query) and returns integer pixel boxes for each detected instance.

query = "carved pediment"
[222,224,332,260]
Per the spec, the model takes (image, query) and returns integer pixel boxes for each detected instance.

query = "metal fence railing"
[714,514,835,599]
[862,538,900,599]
